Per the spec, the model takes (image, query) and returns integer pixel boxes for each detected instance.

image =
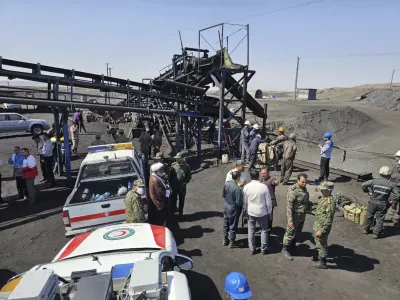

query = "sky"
[1,0,400,90]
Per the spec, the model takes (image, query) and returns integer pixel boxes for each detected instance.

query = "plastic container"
[97,192,111,201]
[221,154,229,164]
[359,208,367,225]
[127,181,132,191]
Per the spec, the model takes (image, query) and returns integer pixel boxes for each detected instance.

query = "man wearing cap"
[114,128,130,143]
[390,150,400,226]
[282,173,310,261]
[312,181,336,269]
[318,132,333,182]
[281,133,297,184]
[149,162,170,226]
[124,179,146,223]
[170,153,192,218]
[154,152,170,183]
[269,127,287,166]
[240,121,252,163]
[91,134,106,146]
[362,166,399,238]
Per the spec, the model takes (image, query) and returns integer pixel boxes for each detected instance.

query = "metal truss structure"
[0,23,266,183]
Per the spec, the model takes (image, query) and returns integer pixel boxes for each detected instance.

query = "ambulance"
[0,223,193,300]
[62,143,148,237]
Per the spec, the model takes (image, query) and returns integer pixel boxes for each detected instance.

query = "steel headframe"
[198,23,251,158]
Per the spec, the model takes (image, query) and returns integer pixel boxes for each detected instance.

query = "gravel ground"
[0,107,399,299]
[360,89,400,111]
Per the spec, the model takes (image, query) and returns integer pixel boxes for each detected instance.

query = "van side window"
[0,115,6,121]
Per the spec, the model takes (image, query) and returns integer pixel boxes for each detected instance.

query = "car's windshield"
[80,159,135,180]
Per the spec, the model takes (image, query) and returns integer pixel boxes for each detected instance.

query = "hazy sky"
[1,0,399,90]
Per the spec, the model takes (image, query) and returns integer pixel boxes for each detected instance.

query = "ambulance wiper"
[91,254,101,265]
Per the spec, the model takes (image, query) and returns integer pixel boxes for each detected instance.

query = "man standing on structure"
[139,128,152,162]
[318,132,333,182]
[362,166,399,238]
[312,181,336,269]
[70,122,79,154]
[223,171,243,248]
[390,150,400,226]
[269,127,287,166]
[281,133,297,184]
[240,121,252,163]
[282,173,310,261]
[169,152,192,219]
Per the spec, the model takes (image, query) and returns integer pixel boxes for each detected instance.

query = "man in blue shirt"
[8,146,27,199]
[318,132,333,182]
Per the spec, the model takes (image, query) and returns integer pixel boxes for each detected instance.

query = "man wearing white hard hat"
[240,121,252,163]
[390,150,400,226]
[361,166,400,239]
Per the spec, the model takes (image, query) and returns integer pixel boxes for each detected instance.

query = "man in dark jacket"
[248,134,268,169]
[223,171,243,248]
[362,166,399,239]
[149,162,170,226]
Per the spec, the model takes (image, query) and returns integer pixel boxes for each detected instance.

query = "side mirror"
[175,254,193,271]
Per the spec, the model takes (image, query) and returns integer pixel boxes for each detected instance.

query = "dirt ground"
[0,105,399,299]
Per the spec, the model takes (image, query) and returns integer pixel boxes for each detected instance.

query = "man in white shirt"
[226,160,246,186]
[243,170,272,255]
[33,134,55,184]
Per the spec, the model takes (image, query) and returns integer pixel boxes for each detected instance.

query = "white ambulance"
[62,143,148,237]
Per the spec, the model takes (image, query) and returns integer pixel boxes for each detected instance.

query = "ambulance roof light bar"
[87,143,133,152]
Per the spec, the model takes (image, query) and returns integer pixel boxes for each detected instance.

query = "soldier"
[390,150,400,226]
[124,179,146,223]
[269,127,287,166]
[362,166,400,238]
[280,133,297,184]
[282,173,310,261]
[312,181,336,269]
[153,152,170,183]
[114,128,130,143]
[169,152,192,218]
[90,134,106,146]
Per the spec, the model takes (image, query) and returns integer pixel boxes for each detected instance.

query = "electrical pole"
[390,69,396,90]
[105,63,110,104]
[109,68,113,103]
[294,56,300,101]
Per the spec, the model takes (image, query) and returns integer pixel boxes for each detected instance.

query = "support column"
[262,103,268,138]
[242,71,247,126]
[184,117,188,150]
[52,81,64,175]
[197,119,202,156]
[175,114,181,153]
[62,110,72,186]
[217,70,225,158]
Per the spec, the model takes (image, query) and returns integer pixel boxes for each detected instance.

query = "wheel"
[31,125,44,135]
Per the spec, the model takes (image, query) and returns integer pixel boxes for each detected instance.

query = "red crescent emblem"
[116,230,127,237]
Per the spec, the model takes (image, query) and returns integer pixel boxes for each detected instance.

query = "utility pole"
[105,63,110,104]
[390,69,396,90]
[294,56,300,101]
[109,68,113,103]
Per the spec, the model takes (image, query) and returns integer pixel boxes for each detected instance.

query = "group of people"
[124,151,192,227]
[223,150,400,269]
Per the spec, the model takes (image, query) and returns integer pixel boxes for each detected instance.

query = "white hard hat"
[151,162,164,173]
[256,134,261,138]
[253,124,260,130]
[395,150,400,157]
[244,120,251,125]
[379,166,391,176]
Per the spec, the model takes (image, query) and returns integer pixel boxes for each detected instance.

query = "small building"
[255,89,264,99]
[297,88,317,100]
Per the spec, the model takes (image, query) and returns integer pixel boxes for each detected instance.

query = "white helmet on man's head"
[244,120,251,125]
[379,166,391,176]
[253,124,260,130]
[395,150,400,157]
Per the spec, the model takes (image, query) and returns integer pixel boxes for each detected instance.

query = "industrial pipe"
[0,96,177,116]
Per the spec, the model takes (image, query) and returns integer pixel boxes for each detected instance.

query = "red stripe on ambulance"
[57,232,92,261]
[69,209,126,223]
[150,225,166,248]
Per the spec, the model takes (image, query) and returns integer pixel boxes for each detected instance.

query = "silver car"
[0,113,51,135]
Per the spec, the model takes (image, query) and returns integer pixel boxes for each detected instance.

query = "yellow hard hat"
[278,127,285,133]
[60,137,65,142]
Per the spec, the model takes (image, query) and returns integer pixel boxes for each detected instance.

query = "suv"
[62,143,148,237]
[0,113,50,135]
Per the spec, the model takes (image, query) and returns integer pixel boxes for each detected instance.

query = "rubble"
[359,89,400,111]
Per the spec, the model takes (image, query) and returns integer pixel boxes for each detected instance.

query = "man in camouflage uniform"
[280,133,297,184]
[169,152,192,218]
[124,179,146,223]
[153,152,170,183]
[282,173,310,261]
[312,181,336,269]
[390,150,400,226]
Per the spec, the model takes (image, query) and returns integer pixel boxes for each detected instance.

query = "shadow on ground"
[0,179,72,230]
[182,211,223,223]
[0,269,16,288]
[328,244,380,272]
[184,270,222,300]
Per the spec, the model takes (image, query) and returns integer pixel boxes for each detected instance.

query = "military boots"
[282,245,293,261]
[313,257,328,269]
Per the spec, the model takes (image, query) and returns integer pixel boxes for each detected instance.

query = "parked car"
[3,103,22,110]
[63,143,148,237]
[0,112,51,135]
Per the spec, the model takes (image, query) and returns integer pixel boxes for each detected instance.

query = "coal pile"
[360,89,400,111]
[267,106,371,143]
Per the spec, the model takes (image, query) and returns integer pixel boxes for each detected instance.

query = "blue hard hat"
[323,132,332,139]
[224,272,252,299]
